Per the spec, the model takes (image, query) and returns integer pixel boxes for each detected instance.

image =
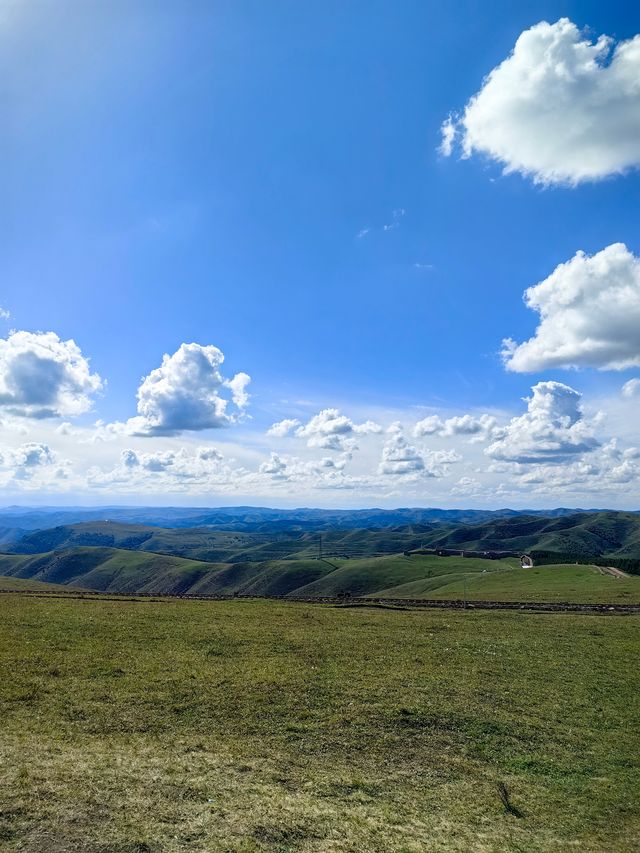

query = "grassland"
[1,594,639,851]
[375,562,640,604]
[2,548,640,605]
[0,575,83,592]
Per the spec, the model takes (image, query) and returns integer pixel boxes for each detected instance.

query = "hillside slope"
[2,544,640,603]
[0,548,516,598]
[7,522,436,562]
[8,511,640,565]
[0,549,340,597]
[289,554,519,598]
[418,511,640,560]
[375,563,640,604]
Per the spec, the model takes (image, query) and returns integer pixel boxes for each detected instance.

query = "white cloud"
[379,428,425,476]
[126,342,250,436]
[87,444,230,490]
[414,413,500,442]
[259,452,289,480]
[295,408,381,451]
[622,378,640,398]
[0,441,69,488]
[226,372,251,409]
[438,116,456,157]
[412,415,442,436]
[441,18,640,185]
[0,331,103,418]
[0,307,10,321]
[267,418,301,438]
[378,425,461,477]
[503,244,640,372]
[485,381,599,464]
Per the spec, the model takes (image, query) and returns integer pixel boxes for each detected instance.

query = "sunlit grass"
[1,594,639,851]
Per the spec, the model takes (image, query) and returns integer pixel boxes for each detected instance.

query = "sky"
[1,0,640,508]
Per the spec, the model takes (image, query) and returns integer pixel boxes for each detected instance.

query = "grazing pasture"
[0,594,638,851]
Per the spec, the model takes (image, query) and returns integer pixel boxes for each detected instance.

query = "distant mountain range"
[2,510,640,596]
[4,510,640,564]
[0,504,610,545]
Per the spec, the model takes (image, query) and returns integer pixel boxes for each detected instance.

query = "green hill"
[9,511,640,567]
[289,554,519,598]
[419,511,640,560]
[2,545,640,603]
[0,549,344,597]
[376,563,640,604]
[0,548,223,595]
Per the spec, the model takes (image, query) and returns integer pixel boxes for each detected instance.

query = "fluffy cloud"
[87,444,229,489]
[413,413,499,442]
[485,381,599,464]
[441,18,640,185]
[379,428,425,476]
[295,408,381,451]
[259,452,288,480]
[127,343,250,436]
[503,244,640,372]
[0,331,103,418]
[267,418,301,438]
[0,441,68,488]
[379,424,460,477]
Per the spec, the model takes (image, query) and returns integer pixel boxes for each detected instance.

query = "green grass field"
[375,562,640,604]
[0,575,84,592]
[1,594,638,851]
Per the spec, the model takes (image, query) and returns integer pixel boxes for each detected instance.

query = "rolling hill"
[7,511,640,566]
[5,521,439,562]
[2,510,640,602]
[0,548,516,597]
[412,511,640,561]
[2,545,638,603]
[0,548,337,597]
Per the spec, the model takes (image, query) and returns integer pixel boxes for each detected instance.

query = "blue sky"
[1,1,640,506]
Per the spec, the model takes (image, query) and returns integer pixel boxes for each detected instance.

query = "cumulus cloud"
[485,381,599,464]
[0,441,68,487]
[413,413,499,442]
[441,18,640,185]
[379,424,461,477]
[127,342,250,436]
[259,452,289,480]
[295,408,381,451]
[502,244,640,372]
[379,428,425,476]
[0,331,103,418]
[88,444,229,490]
[267,418,301,438]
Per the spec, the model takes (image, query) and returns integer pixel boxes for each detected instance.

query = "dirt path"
[596,565,629,579]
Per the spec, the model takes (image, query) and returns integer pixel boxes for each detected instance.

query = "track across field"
[2,586,639,614]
